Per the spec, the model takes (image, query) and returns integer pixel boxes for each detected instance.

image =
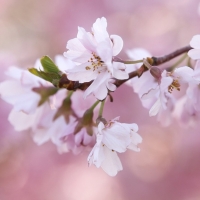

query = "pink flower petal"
[67,63,97,82]
[173,66,193,82]
[77,27,96,52]
[141,87,159,100]
[92,17,109,43]
[149,99,161,116]
[84,72,109,99]
[190,35,200,49]
[188,49,200,60]
[101,147,123,176]
[96,39,112,64]
[66,38,86,52]
[160,76,173,91]
[110,35,123,56]
[106,79,116,91]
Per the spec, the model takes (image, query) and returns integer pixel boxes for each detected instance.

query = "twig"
[60,45,192,90]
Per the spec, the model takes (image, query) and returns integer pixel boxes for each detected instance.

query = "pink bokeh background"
[1,0,200,199]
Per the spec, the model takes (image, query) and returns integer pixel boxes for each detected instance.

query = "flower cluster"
[88,117,142,176]
[64,17,128,100]
[125,44,200,127]
[1,17,200,176]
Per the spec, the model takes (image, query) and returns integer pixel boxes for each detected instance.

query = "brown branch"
[59,45,192,90]
[151,45,192,66]
[115,45,192,88]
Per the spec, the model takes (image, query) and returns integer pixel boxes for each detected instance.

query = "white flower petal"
[103,125,130,153]
[5,66,24,80]
[160,76,173,91]
[123,123,139,133]
[92,17,109,43]
[106,79,116,91]
[110,35,123,56]
[67,63,97,83]
[13,91,40,114]
[98,122,105,133]
[96,39,112,64]
[88,142,104,168]
[55,55,75,72]
[173,66,193,82]
[66,38,86,52]
[93,82,108,100]
[188,49,200,60]
[0,80,24,105]
[126,48,151,60]
[84,72,109,99]
[101,146,123,176]
[33,128,51,145]
[193,60,200,79]
[8,110,36,131]
[113,68,129,80]
[113,62,128,80]
[77,27,96,52]
[190,35,200,49]
[141,87,159,100]
[128,132,142,152]
[149,99,161,116]
[64,50,91,63]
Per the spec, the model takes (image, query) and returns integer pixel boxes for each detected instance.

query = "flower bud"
[74,108,94,136]
[150,66,162,79]
[96,116,107,125]
[53,96,72,123]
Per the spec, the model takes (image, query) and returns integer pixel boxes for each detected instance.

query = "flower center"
[168,79,180,93]
[85,52,105,73]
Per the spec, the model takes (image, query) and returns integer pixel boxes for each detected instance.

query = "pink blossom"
[0,63,46,114]
[64,17,128,100]
[55,90,97,154]
[139,66,193,126]
[125,48,157,109]
[88,117,142,176]
[174,61,200,124]
[188,35,200,60]
[33,90,96,155]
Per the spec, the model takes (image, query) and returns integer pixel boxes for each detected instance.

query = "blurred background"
[1,0,200,199]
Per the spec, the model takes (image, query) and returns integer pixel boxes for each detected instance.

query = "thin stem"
[187,57,192,68]
[67,90,74,98]
[59,45,192,91]
[89,100,100,111]
[152,45,191,66]
[119,60,143,65]
[113,56,143,64]
[98,100,105,118]
[167,53,188,72]
[115,45,192,88]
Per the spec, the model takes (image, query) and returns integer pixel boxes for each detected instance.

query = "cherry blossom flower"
[126,49,195,125]
[64,17,128,100]
[88,117,142,176]
[139,66,193,126]
[59,126,96,155]
[0,56,97,155]
[0,57,70,131]
[174,96,200,126]
[0,63,46,114]
[188,35,200,60]
[125,48,157,109]
[184,61,200,110]
[56,91,97,154]
[126,48,151,74]
[33,90,96,155]
[174,61,200,125]
[142,70,174,116]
